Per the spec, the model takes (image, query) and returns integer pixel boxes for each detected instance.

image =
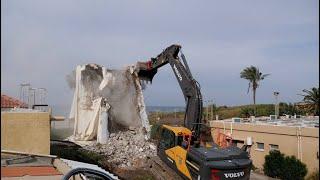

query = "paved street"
[251,172,278,180]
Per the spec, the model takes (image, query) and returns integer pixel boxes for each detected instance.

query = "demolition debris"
[66,63,155,170]
[82,129,157,169]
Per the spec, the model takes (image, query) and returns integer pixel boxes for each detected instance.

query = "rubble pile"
[83,129,157,169]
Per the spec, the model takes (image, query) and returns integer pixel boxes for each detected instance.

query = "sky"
[1,0,319,108]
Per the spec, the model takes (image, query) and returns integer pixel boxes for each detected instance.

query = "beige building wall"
[210,121,319,175]
[1,112,50,155]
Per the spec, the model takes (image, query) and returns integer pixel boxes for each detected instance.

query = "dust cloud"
[66,64,150,133]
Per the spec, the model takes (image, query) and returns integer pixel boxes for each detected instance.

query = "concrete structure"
[210,117,319,175]
[1,110,51,155]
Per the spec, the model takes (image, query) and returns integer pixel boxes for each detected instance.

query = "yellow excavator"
[136,44,252,180]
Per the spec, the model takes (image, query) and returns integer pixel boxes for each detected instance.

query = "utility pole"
[207,100,210,122]
[206,101,209,122]
[210,99,214,121]
[174,108,177,119]
[274,92,280,118]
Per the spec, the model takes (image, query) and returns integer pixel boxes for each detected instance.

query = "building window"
[232,140,244,148]
[270,144,279,151]
[256,142,264,151]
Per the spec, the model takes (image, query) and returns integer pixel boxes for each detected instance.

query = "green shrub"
[281,155,307,180]
[240,107,254,118]
[263,150,285,178]
[256,104,274,116]
[263,150,308,180]
[150,123,162,141]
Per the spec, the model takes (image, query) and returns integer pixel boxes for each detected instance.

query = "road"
[251,172,279,180]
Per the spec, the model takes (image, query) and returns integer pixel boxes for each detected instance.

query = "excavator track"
[148,156,183,180]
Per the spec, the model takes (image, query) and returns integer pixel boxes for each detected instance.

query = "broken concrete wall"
[67,64,150,143]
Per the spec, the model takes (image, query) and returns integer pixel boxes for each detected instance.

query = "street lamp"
[273,92,280,118]
[204,99,214,122]
[210,99,214,121]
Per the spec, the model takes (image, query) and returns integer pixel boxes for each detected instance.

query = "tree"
[299,87,319,115]
[279,102,303,116]
[240,66,270,115]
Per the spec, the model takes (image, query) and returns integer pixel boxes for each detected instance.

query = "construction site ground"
[51,139,276,180]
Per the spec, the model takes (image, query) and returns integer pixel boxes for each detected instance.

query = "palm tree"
[240,66,270,115]
[299,87,319,115]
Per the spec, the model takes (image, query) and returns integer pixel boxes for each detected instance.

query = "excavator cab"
[157,125,195,179]
[158,125,192,151]
[157,125,252,180]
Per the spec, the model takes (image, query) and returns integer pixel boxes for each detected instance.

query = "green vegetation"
[148,102,310,123]
[50,141,107,168]
[299,87,319,115]
[281,155,308,180]
[240,66,270,115]
[263,150,307,180]
[150,123,162,141]
[240,107,254,118]
[263,150,284,178]
[50,128,73,140]
[279,102,305,115]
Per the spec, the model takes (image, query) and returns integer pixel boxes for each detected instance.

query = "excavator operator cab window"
[159,128,175,150]
[177,135,183,146]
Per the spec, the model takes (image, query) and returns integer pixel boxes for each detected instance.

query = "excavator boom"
[135,44,203,139]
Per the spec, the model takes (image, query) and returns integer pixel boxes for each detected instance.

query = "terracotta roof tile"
[1,94,28,108]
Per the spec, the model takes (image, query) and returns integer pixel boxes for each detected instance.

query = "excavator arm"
[135,44,203,139]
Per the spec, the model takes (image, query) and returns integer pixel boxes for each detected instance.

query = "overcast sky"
[1,0,319,107]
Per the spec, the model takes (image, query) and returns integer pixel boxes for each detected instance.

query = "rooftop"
[217,116,319,128]
[1,94,28,108]
[1,151,62,179]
